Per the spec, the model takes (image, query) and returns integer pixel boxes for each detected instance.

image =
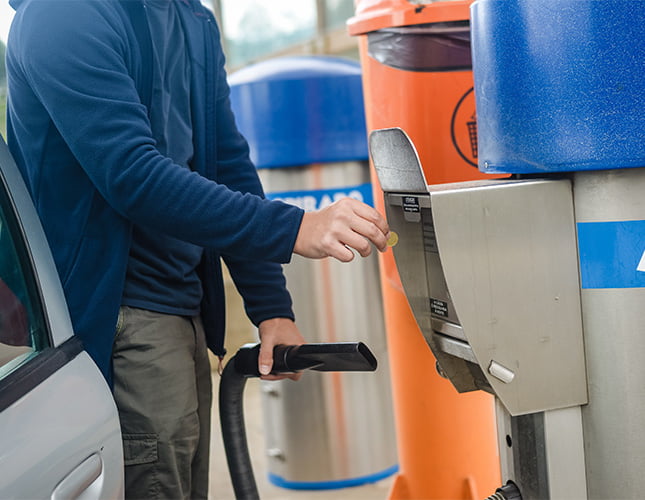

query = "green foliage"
[0,98,6,139]
[0,40,5,84]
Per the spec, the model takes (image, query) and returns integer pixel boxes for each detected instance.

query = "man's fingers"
[293,198,390,261]
[257,318,306,380]
[261,371,302,382]
[333,199,388,252]
[258,342,273,376]
[329,244,356,262]
[338,231,371,258]
[348,215,388,252]
[345,199,390,236]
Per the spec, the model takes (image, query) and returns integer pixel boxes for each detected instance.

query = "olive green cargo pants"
[112,306,212,500]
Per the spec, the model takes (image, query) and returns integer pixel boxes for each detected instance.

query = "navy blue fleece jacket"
[6,0,304,381]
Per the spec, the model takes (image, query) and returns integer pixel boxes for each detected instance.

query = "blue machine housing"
[228,56,368,169]
[470,0,645,174]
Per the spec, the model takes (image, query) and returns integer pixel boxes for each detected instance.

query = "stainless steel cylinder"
[257,160,397,488]
[573,167,645,499]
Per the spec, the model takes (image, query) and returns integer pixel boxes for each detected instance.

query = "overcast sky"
[1,0,14,44]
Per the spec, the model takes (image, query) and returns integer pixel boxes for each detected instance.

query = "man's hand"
[293,198,390,263]
[257,317,305,381]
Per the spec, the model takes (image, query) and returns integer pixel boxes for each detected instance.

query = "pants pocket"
[122,433,158,466]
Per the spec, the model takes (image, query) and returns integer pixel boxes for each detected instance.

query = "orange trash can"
[348,2,502,499]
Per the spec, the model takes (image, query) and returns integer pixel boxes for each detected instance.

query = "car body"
[0,136,123,499]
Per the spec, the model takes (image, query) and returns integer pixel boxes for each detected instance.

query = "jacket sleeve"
[13,0,302,263]
[205,18,299,325]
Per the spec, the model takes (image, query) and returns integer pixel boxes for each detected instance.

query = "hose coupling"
[485,481,522,500]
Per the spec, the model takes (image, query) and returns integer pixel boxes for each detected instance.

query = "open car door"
[0,137,123,499]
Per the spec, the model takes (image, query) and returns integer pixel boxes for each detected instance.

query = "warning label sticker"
[430,298,449,318]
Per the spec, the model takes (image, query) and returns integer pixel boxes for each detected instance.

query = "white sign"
[638,249,645,272]
[266,183,373,213]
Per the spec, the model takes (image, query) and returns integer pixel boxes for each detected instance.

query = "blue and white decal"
[266,183,374,213]
[638,249,645,273]
[577,220,645,289]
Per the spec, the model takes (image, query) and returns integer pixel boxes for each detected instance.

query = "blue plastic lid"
[229,56,368,169]
[471,0,645,174]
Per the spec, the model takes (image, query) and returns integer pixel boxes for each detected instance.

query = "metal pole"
[573,167,645,498]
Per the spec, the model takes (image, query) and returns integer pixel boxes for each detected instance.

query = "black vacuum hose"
[485,481,522,500]
[219,357,259,500]
[219,342,377,500]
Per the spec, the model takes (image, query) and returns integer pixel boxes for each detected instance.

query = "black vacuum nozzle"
[233,342,378,377]
[220,341,379,500]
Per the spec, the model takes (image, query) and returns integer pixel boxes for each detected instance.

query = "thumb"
[258,341,274,376]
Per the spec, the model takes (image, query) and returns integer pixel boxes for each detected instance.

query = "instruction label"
[403,196,420,213]
[430,298,449,318]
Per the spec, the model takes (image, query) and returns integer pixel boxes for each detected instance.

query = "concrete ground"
[208,271,395,500]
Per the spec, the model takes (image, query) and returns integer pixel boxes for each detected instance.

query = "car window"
[0,180,50,378]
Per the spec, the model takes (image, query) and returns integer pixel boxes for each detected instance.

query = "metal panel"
[429,179,587,415]
[384,193,432,336]
[496,402,587,500]
[369,128,428,194]
[573,168,645,499]
[543,406,587,499]
[384,193,485,392]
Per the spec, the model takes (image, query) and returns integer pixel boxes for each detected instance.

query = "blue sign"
[577,220,645,289]
[266,183,374,213]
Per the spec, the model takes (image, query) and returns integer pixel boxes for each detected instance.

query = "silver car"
[0,136,123,499]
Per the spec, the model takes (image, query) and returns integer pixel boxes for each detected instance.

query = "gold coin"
[386,231,399,247]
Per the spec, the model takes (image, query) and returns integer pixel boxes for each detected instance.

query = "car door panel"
[0,351,123,499]
[0,136,124,499]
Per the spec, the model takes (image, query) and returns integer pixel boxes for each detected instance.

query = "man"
[6,0,389,498]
